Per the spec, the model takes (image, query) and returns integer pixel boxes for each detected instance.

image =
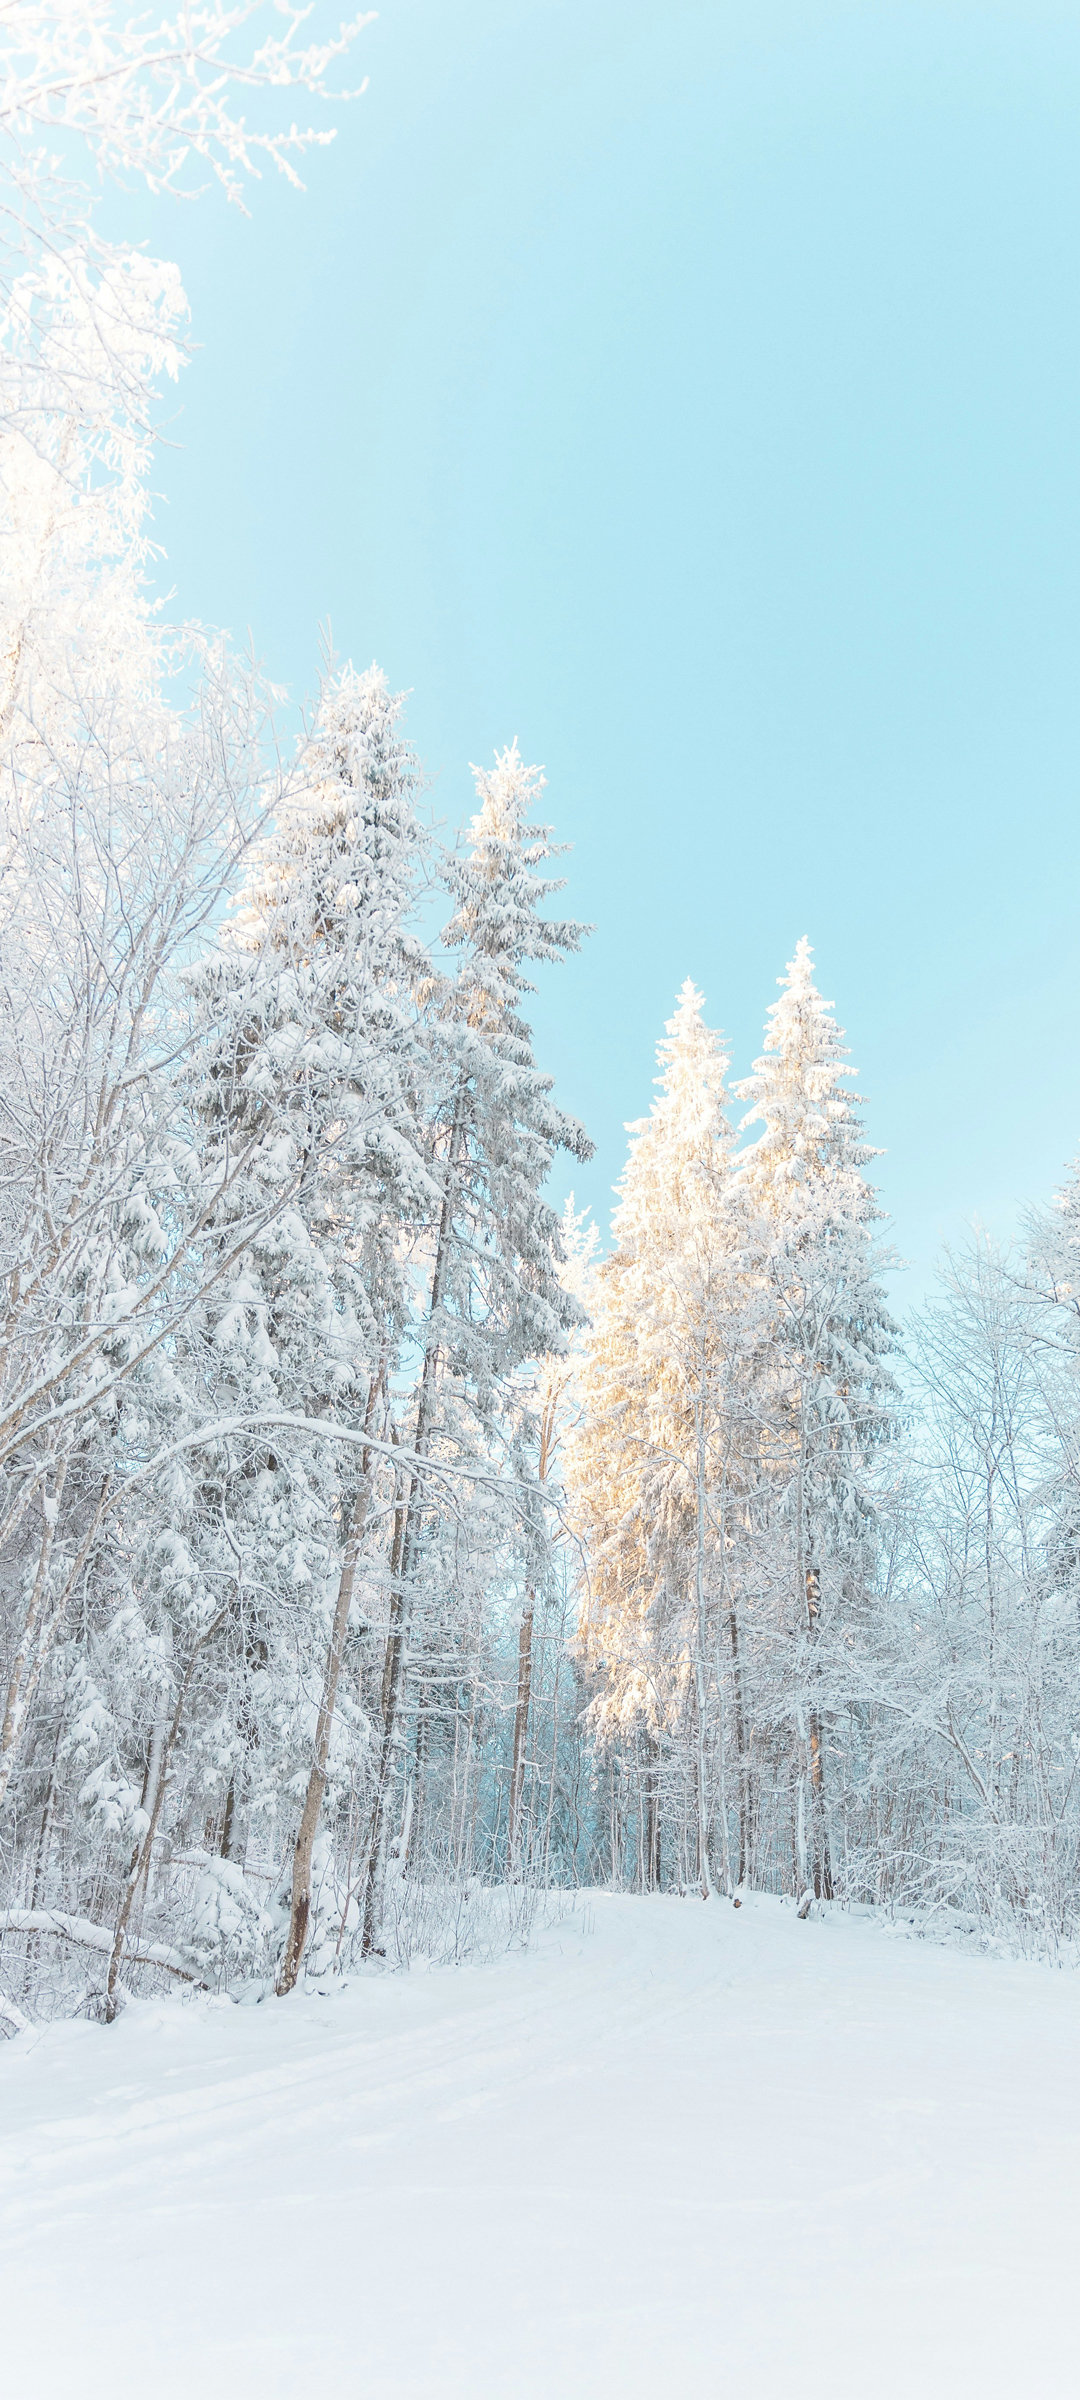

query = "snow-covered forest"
[3,2,1080,2054]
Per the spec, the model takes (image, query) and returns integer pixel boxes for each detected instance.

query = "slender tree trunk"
[219,1775,237,1863]
[29,1729,61,1915]
[792,1418,815,1910]
[406,1655,430,1873]
[640,1731,660,1892]
[508,1387,556,1876]
[131,1716,166,1940]
[276,1387,381,1995]
[452,1662,480,1879]
[727,1592,750,1886]
[276,1522,366,1996]
[644,1734,661,1891]
[692,1393,718,1897]
[361,1097,466,1955]
[803,1562,832,1900]
[361,1460,413,1955]
[792,1738,807,1902]
[507,1592,534,1874]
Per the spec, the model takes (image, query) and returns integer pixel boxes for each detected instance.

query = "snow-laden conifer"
[572,982,758,1893]
[359,744,592,1952]
[179,663,438,1992]
[734,937,899,1899]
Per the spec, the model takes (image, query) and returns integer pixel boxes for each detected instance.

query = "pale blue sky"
[128,0,1080,1295]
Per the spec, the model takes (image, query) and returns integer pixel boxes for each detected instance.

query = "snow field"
[2,1891,1078,2398]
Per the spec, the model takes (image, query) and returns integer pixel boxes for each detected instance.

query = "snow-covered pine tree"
[181,663,439,1994]
[734,937,899,1903]
[360,744,592,1948]
[437,742,593,1412]
[572,983,757,1895]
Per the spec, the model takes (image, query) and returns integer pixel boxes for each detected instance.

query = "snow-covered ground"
[2,1892,1078,2397]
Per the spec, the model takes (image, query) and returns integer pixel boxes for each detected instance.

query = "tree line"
[572,967,1080,1952]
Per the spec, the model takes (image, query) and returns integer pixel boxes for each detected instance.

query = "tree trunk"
[692,1395,717,1897]
[808,1713,833,1899]
[727,1594,750,1886]
[507,1384,556,1876]
[276,1441,375,1995]
[405,1654,430,1874]
[804,1563,832,1900]
[793,1730,809,1903]
[219,1775,237,1863]
[361,1462,411,1955]
[642,1732,661,1892]
[361,1097,466,1956]
[507,1593,534,1873]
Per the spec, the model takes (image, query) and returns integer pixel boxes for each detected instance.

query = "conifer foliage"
[573,984,746,1893]
[734,939,900,1900]
[573,952,899,1903]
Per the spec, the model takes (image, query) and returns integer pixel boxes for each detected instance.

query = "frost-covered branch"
[0,1,373,207]
[0,1907,205,1979]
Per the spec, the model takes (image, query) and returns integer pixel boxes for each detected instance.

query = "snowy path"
[3,1892,1079,2398]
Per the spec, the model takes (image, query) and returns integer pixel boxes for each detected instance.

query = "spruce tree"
[572,983,753,1894]
[361,744,592,1946]
[735,937,898,1901]
[183,662,437,1990]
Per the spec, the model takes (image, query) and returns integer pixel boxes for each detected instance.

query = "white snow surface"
[2,1891,1078,2397]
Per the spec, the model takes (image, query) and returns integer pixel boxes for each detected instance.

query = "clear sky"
[126,0,1080,1301]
